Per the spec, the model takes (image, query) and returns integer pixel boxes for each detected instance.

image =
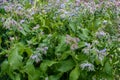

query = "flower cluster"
[95,30,106,38]
[30,46,48,63]
[30,53,41,63]
[66,35,80,50]
[3,17,23,30]
[33,24,40,30]
[36,46,48,55]
[82,42,91,55]
[97,48,107,61]
[80,61,95,71]
[82,40,107,62]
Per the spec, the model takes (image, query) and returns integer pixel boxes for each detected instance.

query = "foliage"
[0,0,120,80]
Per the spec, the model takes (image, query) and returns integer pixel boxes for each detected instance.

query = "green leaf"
[78,42,85,48]
[82,28,89,39]
[69,23,76,32]
[22,24,31,32]
[47,61,57,67]
[75,54,88,61]
[19,29,26,36]
[40,60,57,72]
[25,47,33,57]
[1,60,9,73]
[69,66,80,80]
[95,56,101,65]
[23,60,35,75]
[60,51,71,60]
[0,8,6,14]
[15,74,21,80]
[55,36,67,53]
[23,60,40,80]
[8,48,23,70]
[57,59,75,72]
[0,37,2,45]
[14,43,25,55]
[78,28,90,40]
[103,62,112,75]
[48,73,62,80]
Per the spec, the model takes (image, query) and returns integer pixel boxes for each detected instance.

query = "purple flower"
[33,25,40,30]
[96,31,106,38]
[20,20,25,24]
[85,43,91,48]
[103,20,107,25]
[99,48,106,53]
[70,44,78,50]
[60,3,65,8]
[99,31,106,36]
[80,61,95,71]
[96,48,107,61]
[30,54,41,63]
[44,47,48,51]
[17,6,22,10]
